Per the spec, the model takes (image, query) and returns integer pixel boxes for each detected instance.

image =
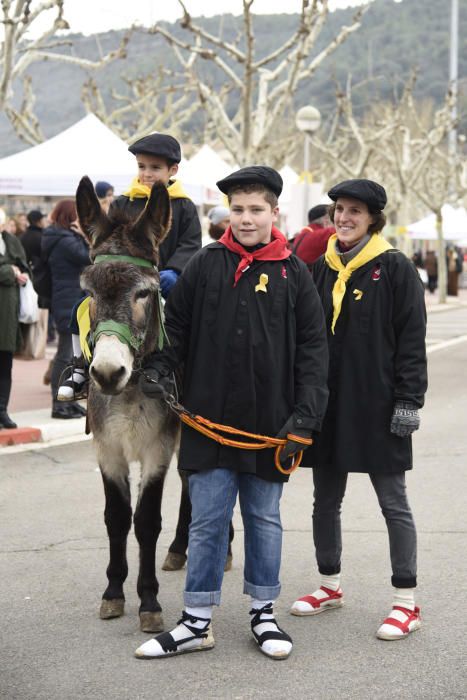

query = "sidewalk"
[2,287,467,448]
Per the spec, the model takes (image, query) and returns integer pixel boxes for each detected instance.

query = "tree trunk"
[436,210,447,304]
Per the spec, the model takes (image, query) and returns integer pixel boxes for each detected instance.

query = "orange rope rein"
[178,411,313,476]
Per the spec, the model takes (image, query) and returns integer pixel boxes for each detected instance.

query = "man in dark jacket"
[19,210,47,270]
[134,166,328,661]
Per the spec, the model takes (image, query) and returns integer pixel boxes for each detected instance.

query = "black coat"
[152,244,329,482]
[110,195,201,273]
[41,226,90,334]
[20,225,43,270]
[0,232,29,352]
[304,249,427,474]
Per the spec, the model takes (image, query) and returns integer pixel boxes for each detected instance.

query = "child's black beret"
[128,134,181,163]
[217,166,283,197]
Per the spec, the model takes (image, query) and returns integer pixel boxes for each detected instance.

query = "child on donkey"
[134,166,329,660]
[58,133,201,401]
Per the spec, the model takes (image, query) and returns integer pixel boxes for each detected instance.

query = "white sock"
[72,334,82,358]
[184,606,213,625]
[392,587,415,611]
[321,573,341,592]
[250,599,292,656]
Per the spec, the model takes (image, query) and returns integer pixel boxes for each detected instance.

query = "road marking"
[426,334,467,355]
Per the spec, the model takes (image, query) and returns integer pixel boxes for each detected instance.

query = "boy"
[58,133,201,401]
[134,165,329,660]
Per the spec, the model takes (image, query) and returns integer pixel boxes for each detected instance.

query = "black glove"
[139,367,175,400]
[390,400,420,438]
[276,416,313,465]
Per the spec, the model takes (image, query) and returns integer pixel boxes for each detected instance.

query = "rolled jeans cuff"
[184,589,222,607]
[243,578,281,601]
[391,575,417,588]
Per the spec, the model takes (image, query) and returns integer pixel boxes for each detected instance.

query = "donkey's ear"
[134,182,172,246]
[76,176,111,246]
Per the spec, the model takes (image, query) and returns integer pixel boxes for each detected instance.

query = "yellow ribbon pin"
[353,289,363,301]
[255,273,269,293]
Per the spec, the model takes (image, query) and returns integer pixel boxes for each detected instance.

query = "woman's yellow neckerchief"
[324,233,393,334]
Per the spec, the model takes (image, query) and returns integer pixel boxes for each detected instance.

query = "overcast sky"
[29,0,383,37]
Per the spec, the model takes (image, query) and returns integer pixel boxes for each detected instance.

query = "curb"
[0,427,42,447]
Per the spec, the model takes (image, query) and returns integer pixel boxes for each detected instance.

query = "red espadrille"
[376,606,421,641]
[290,586,344,616]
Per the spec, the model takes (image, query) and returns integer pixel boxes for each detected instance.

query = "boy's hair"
[50,199,77,230]
[227,183,278,209]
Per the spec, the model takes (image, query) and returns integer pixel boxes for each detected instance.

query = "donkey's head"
[76,176,171,395]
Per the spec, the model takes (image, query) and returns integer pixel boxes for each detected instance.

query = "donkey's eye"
[135,289,151,301]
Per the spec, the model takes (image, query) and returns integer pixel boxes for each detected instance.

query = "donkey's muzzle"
[90,365,127,395]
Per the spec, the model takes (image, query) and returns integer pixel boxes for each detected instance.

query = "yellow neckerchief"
[123,177,190,201]
[324,233,392,334]
[77,296,93,361]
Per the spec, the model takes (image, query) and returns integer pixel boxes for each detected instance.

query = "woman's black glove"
[276,416,314,465]
[139,367,175,400]
[390,400,420,437]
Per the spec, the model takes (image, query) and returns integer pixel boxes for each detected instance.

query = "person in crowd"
[5,217,19,236]
[290,204,335,269]
[207,205,230,241]
[133,166,329,661]
[20,210,47,271]
[95,181,114,213]
[57,132,201,401]
[42,200,90,419]
[424,250,438,293]
[446,244,463,296]
[0,210,30,429]
[15,213,28,235]
[291,179,427,642]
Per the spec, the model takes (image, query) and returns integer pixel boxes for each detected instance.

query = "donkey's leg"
[134,474,165,633]
[100,469,132,620]
[163,472,190,571]
[163,472,236,572]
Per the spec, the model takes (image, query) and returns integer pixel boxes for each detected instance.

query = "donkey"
[76,175,185,633]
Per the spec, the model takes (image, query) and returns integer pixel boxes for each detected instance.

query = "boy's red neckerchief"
[219,226,291,286]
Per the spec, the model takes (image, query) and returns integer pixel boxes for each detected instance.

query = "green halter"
[92,254,169,353]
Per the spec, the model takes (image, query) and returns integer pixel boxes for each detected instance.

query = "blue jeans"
[184,468,284,607]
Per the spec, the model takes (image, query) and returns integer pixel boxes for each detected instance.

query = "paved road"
[426,306,467,347]
[1,312,467,699]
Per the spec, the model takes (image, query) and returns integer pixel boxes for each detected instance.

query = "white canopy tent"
[407,204,467,244]
[0,114,137,196]
[177,144,233,205]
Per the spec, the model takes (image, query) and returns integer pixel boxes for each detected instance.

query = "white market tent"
[408,204,467,243]
[0,114,137,196]
[177,144,233,205]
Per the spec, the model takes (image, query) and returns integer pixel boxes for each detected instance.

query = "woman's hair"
[50,200,77,230]
[328,201,386,235]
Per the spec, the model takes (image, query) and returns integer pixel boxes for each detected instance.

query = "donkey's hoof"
[224,554,233,572]
[100,598,125,619]
[162,551,187,571]
[140,611,164,633]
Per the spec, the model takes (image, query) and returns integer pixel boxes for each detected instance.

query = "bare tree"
[307,75,466,302]
[81,69,200,143]
[0,0,130,144]
[143,0,368,167]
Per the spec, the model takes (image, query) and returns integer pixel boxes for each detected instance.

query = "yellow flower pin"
[353,289,363,301]
[255,273,269,293]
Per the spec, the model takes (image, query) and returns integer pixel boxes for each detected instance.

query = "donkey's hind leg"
[100,470,132,620]
[163,472,235,572]
[134,474,165,633]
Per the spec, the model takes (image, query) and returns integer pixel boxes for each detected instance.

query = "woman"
[42,200,90,419]
[0,212,29,429]
[291,179,427,641]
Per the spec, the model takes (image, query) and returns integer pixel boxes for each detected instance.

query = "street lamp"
[295,105,322,223]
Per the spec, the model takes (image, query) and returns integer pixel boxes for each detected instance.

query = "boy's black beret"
[328,179,387,210]
[217,166,283,197]
[128,134,181,163]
